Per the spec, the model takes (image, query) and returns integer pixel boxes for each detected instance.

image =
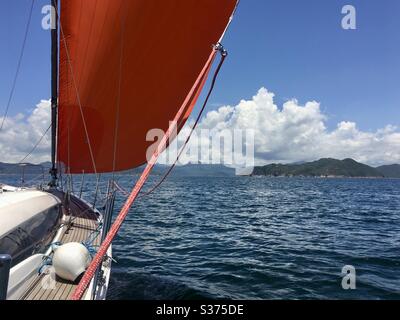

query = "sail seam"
[112,5,128,177]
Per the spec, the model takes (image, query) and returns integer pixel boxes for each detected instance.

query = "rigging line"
[0,0,35,132]
[140,46,228,198]
[19,124,52,164]
[55,2,99,177]
[219,0,240,44]
[113,180,129,196]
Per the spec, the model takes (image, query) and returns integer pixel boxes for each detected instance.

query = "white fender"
[52,243,91,282]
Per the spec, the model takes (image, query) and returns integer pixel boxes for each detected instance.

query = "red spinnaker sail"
[57,0,237,174]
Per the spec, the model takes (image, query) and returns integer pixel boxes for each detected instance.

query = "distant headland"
[251,158,400,178]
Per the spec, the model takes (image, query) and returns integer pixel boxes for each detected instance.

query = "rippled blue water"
[2,175,400,299]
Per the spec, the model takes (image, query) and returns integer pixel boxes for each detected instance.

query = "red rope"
[71,49,222,300]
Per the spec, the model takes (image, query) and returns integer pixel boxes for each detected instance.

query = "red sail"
[57,0,237,174]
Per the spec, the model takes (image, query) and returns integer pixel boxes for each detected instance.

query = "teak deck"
[20,194,101,300]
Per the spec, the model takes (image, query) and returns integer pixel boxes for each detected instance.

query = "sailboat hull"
[1,187,112,300]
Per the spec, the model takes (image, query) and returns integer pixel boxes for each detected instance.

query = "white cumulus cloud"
[166,87,400,167]
[0,100,51,164]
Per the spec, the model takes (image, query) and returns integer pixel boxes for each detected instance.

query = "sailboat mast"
[50,0,58,186]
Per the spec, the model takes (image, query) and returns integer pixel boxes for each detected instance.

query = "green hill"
[376,164,400,178]
[252,158,385,178]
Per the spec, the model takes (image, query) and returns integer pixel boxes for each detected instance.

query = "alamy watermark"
[342,5,357,30]
[40,266,57,290]
[341,265,357,290]
[146,123,255,175]
[41,5,56,30]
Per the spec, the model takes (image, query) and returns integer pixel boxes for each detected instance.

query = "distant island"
[252,158,400,178]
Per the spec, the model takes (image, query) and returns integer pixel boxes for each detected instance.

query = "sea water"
[1,174,399,299]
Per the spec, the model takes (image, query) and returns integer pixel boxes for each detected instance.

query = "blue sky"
[221,0,400,131]
[1,0,399,131]
[0,0,399,165]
